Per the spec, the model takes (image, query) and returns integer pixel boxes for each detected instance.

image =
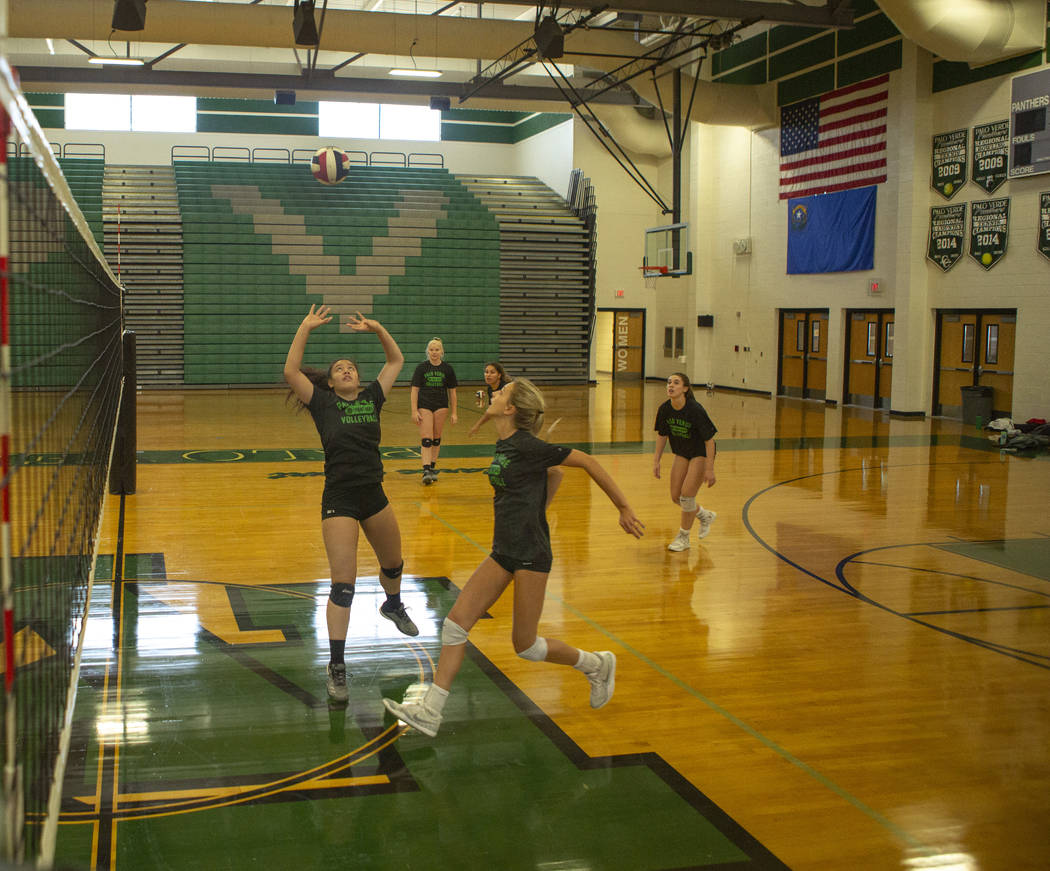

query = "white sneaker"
[667,530,690,551]
[697,509,717,539]
[326,663,349,703]
[383,694,442,737]
[587,651,616,709]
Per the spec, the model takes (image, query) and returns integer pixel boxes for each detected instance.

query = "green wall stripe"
[712,60,768,86]
[441,122,513,144]
[712,31,768,77]
[777,65,836,107]
[770,24,824,52]
[511,113,571,142]
[29,93,65,107]
[836,12,900,55]
[442,108,531,123]
[932,49,1045,93]
[32,108,65,128]
[837,41,902,87]
[198,98,319,115]
[770,33,835,81]
[197,115,320,135]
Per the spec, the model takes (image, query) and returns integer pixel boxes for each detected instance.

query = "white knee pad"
[441,617,469,646]
[679,494,697,513]
[517,637,548,662]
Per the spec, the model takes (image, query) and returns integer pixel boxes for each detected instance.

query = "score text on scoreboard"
[1009,67,1050,179]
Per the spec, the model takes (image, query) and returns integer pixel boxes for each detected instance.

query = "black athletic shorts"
[321,482,389,521]
[418,397,449,412]
[490,550,552,575]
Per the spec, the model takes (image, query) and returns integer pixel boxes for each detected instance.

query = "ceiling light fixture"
[88,56,145,66]
[391,37,441,78]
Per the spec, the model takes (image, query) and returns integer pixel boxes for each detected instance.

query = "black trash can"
[960,385,993,425]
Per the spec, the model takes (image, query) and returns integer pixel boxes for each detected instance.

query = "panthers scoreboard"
[1009,67,1050,179]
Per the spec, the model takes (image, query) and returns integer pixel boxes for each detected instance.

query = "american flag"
[779,73,888,200]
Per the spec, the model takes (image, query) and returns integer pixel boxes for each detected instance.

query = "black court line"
[741,460,1050,670]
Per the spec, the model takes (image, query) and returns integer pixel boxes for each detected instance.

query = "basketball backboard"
[644,222,692,275]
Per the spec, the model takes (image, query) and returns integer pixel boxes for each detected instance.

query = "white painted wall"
[514,119,573,197]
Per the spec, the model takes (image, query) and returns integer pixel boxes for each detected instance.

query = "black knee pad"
[381,562,404,581]
[421,438,433,448]
[329,583,355,607]
[431,438,441,447]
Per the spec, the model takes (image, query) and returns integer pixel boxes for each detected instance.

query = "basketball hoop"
[639,265,669,278]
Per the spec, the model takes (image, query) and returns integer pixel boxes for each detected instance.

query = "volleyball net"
[0,61,125,864]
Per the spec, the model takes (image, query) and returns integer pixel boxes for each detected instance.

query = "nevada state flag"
[787,186,876,274]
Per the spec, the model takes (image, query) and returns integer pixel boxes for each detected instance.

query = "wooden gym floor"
[53,381,1049,870]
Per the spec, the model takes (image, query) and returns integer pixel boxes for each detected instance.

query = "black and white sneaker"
[380,601,419,636]
[326,663,349,703]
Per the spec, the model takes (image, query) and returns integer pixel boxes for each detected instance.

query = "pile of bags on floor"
[984,417,1050,452]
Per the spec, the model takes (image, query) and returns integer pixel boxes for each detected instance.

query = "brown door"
[805,312,829,400]
[845,311,894,408]
[779,310,829,399]
[779,312,805,398]
[935,311,1015,418]
[845,312,879,407]
[612,310,644,381]
[977,313,1014,417]
[877,314,894,409]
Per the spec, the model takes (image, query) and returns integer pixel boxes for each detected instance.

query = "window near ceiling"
[65,94,131,131]
[65,94,196,133]
[320,101,440,141]
[131,95,196,132]
[320,101,379,139]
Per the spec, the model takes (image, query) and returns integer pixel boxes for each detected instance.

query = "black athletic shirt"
[654,396,717,459]
[411,360,458,410]
[486,429,571,566]
[307,380,386,487]
[486,378,509,403]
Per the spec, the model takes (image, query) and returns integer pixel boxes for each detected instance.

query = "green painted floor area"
[936,537,1050,582]
[56,560,784,870]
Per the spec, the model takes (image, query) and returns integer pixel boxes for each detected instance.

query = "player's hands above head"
[302,304,332,330]
[346,311,378,332]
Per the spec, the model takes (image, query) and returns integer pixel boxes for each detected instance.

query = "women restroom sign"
[615,311,644,379]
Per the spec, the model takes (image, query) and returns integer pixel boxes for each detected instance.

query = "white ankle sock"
[574,650,601,674]
[425,684,449,713]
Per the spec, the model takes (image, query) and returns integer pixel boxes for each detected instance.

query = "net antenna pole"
[0,100,25,867]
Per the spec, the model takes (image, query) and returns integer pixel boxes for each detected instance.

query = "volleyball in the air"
[311,146,350,185]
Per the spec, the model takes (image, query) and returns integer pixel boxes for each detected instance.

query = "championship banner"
[933,129,968,199]
[1039,192,1050,262]
[969,197,1009,270]
[928,203,966,271]
[971,120,1009,193]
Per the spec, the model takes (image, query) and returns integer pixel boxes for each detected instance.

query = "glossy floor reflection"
[55,383,1050,870]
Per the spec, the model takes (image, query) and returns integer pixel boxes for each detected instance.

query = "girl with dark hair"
[284,304,418,704]
[653,372,717,552]
[410,338,458,485]
[382,379,644,737]
[482,361,509,403]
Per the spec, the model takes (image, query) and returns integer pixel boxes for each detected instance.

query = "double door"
[779,310,829,400]
[844,310,894,408]
[934,311,1015,418]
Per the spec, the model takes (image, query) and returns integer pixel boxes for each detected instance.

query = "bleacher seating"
[173,161,501,385]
